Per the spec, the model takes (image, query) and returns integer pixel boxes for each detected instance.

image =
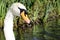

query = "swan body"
[4,3,30,40]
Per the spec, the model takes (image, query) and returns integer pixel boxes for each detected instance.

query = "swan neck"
[5,10,14,20]
[4,10,14,29]
[4,10,15,40]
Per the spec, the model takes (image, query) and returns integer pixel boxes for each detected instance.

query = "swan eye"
[18,7,27,16]
[18,7,23,13]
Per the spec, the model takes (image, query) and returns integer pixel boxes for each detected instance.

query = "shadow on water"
[1,28,60,40]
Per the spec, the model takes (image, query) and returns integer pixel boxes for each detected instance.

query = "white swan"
[4,3,30,40]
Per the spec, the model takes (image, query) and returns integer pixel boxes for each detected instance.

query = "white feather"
[4,3,26,40]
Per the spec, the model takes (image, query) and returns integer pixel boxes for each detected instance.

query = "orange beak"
[20,11,30,24]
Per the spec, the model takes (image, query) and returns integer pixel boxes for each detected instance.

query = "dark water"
[0,28,60,40]
[0,29,5,40]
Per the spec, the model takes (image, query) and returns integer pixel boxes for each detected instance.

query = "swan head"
[10,3,30,24]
